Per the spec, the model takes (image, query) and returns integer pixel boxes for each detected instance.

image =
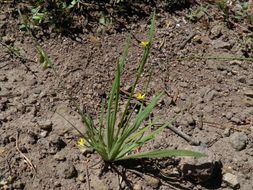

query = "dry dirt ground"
[1,1,253,190]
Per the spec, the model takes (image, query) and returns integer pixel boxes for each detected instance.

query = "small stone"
[203,105,213,113]
[39,131,48,138]
[48,134,66,154]
[230,117,241,124]
[204,90,217,102]
[223,128,231,137]
[174,107,181,113]
[133,183,142,190]
[225,112,233,120]
[54,181,61,187]
[223,173,239,188]
[144,175,160,188]
[179,93,187,100]
[212,39,232,50]
[229,132,247,151]
[238,76,246,83]
[179,82,188,88]
[77,173,86,182]
[243,97,253,107]
[185,113,196,126]
[210,24,223,38]
[54,152,66,161]
[57,162,77,179]
[243,89,253,98]
[0,75,8,82]
[37,120,53,131]
[33,88,41,95]
[13,180,25,189]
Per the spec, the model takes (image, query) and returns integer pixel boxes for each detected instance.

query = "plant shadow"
[103,158,223,189]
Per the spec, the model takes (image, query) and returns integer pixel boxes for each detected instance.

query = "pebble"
[39,131,48,138]
[133,183,142,190]
[144,175,160,188]
[238,76,247,83]
[229,132,247,151]
[223,173,239,188]
[33,88,42,95]
[204,90,217,102]
[225,112,233,120]
[185,113,196,126]
[230,117,241,124]
[243,89,253,98]
[13,180,25,189]
[0,75,8,82]
[77,173,86,182]
[212,39,232,50]
[48,134,66,154]
[54,152,66,161]
[223,128,231,137]
[203,105,214,113]
[174,107,181,113]
[244,97,253,107]
[37,120,53,131]
[179,82,188,88]
[210,24,223,38]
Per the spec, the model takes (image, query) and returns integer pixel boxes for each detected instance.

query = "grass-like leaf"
[70,11,205,162]
[118,149,206,160]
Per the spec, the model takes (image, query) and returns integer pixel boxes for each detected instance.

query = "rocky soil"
[0,1,253,190]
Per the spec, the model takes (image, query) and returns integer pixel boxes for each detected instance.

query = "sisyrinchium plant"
[76,12,205,162]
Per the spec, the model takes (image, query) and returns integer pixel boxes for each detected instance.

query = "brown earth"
[1,1,253,190]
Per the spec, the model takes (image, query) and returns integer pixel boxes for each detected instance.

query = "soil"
[1,1,253,190]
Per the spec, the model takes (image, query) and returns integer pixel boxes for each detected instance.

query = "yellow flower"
[140,41,150,48]
[136,93,145,101]
[77,138,86,147]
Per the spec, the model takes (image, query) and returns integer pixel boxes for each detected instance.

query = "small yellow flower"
[140,41,150,48]
[77,138,86,147]
[136,93,145,101]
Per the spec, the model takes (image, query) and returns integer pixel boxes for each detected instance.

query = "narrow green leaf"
[106,35,131,150]
[118,149,206,160]
[109,93,163,160]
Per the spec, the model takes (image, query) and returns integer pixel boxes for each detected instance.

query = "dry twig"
[15,131,37,173]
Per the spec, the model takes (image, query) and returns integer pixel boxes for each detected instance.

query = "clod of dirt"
[133,183,142,190]
[77,173,86,183]
[212,39,232,50]
[223,173,239,189]
[229,132,247,151]
[57,161,77,179]
[144,175,160,188]
[210,24,223,39]
[90,176,110,190]
[53,151,67,162]
[244,89,253,98]
[37,120,53,131]
[48,134,66,154]
[12,180,25,189]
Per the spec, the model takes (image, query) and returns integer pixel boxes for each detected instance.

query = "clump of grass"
[22,7,205,162]
[76,12,205,162]
[19,0,80,32]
